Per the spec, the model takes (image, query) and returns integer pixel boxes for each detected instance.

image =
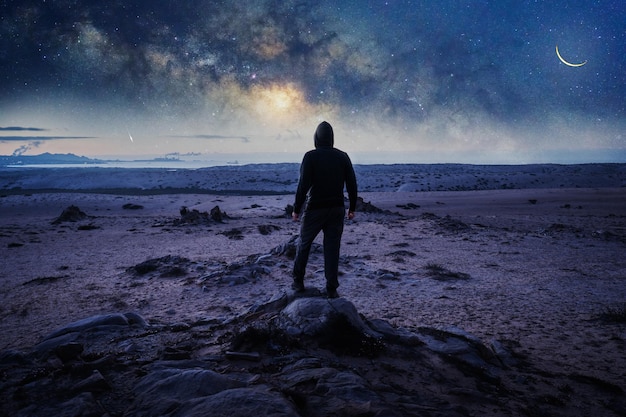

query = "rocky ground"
[1,164,625,416]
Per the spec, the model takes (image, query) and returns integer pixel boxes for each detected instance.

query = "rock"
[197,255,272,286]
[21,392,104,417]
[210,205,225,222]
[352,196,390,214]
[246,291,290,316]
[122,203,144,210]
[258,224,280,235]
[178,206,208,223]
[128,368,247,416]
[175,387,300,417]
[124,311,149,326]
[0,349,31,366]
[71,370,110,393]
[52,205,87,224]
[270,235,299,259]
[396,202,420,209]
[1,257,621,417]
[54,341,84,362]
[134,368,246,399]
[309,370,381,412]
[220,228,244,240]
[77,224,99,230]
[176,205,228,225]
[34,332,80,359]
[437,215,470,232]
[43,312,145,341]
[415,326,502,372]
[34,312,148,358]
[278,366,391,416]
[490,339,518,368]
[366,318,423,346]
[128,255,191,277]
[278,298,381,338]
[224,351,261,361]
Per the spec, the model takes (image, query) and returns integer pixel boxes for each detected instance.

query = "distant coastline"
[0,152,105,166]
[2,160,625,195]
[4,149,626,169]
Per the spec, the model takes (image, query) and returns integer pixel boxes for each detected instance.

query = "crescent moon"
[556,45,587,67]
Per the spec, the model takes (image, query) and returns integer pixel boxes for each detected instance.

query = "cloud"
[0,135,96,156]
[11,141,42,156]
[0,126,47,132]
[0,136,97,141]
[171,135,250,143]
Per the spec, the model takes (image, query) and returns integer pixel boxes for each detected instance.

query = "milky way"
[1,0,624,162]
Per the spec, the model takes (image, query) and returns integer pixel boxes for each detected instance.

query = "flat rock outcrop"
[3,288,622,417]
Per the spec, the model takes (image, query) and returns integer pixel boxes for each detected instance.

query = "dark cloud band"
[0,127,47,132]
[0,136,97,141]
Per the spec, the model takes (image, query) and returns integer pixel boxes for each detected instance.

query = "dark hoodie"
[293,121,358,214]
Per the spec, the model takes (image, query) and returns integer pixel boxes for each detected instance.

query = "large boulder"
[277,297,380,338]
[33,312,148,359]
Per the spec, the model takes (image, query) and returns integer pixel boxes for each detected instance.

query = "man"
[292,121,358,298]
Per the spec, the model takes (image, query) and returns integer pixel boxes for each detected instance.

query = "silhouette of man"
[292,121,358,298]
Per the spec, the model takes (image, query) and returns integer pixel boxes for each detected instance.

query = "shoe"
[326,288,339,299]
[291,280,305,293]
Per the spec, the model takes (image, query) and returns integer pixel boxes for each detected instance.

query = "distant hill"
[0,152,103,166]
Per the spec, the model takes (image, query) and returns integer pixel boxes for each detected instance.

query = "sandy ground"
[1,186,625,397]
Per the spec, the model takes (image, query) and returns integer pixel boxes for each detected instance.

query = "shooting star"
[127,129,134,143]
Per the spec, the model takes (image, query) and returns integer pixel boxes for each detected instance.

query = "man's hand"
[292,212,300,222]
[347,211,355,220]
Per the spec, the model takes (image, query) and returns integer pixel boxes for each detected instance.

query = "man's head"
[314,121,334,148]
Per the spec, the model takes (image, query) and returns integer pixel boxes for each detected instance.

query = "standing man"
[292,121,358,298]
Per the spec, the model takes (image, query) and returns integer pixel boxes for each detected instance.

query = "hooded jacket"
[293,121,358,214]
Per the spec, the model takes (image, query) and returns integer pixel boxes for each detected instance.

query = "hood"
[314,121,334,148]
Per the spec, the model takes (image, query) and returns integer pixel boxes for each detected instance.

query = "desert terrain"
[0,163,625,416]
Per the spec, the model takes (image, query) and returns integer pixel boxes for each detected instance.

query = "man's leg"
[322,207,345,295]
[292,209,324,289]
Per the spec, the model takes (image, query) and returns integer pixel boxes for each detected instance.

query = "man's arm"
[293,153,313,216]
[345,155,357,217]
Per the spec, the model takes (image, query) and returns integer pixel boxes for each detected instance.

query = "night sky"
[1,0,624,163]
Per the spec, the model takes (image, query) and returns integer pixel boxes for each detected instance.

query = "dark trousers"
[293,206,345,290]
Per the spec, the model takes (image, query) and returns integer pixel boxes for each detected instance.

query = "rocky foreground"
[1,236,624,417]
